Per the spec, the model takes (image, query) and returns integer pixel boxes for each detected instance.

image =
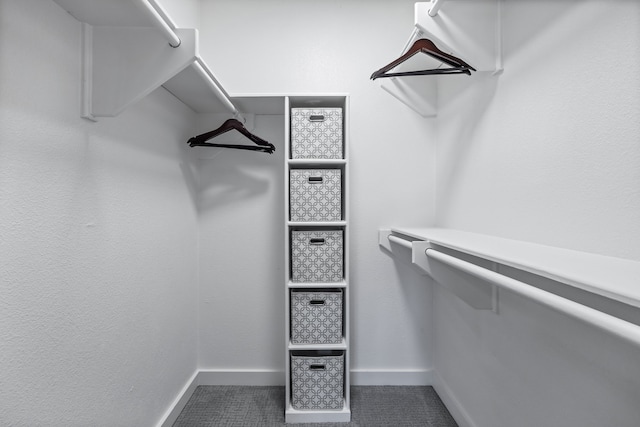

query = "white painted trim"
[198,369,285,386]
[157,370,200,427]
[80,23,96,122]
[351,368,433,386]
[431,370,478,427]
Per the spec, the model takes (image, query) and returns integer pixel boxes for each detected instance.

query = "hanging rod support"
[134,0,181,48]
[428,0,446,17]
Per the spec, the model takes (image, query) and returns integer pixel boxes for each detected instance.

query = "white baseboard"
[432,370,478,427]
[157,370,200,427]
[157,368,435,426]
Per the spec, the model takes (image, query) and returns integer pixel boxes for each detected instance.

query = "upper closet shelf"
[378,0,502,117]
[380,228,640,310]
[53,0,252,120]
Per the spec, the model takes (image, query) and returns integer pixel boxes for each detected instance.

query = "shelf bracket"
[81,24,197,120]
[379,229,495,310]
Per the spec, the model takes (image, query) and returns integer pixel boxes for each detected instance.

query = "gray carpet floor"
[173,386,458,426]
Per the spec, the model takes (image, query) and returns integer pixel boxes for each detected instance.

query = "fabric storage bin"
[291,108,343,159]
[291,351,344,410]
[290,169,342,222]
[291,230,343,282]
[291,290,343,344]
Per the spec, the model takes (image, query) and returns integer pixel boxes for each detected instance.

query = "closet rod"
[193,58,242,119]
[428,0,446,17]
[133,0,181,47]
[426,248,640,349]
[389,234,413,249]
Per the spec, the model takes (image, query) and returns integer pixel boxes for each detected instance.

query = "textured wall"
[195,113,286,373]
[435,0,640,261]
[196,0,437,380]
[0,1,198,425]
[158,0,200,28]
[431,1,640,426]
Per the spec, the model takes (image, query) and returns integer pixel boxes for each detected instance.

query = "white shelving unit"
[377,0,503,117]
[52,0,276,120]
[380,228,640,310]
[379,228,640,348]
[284,95,351,423]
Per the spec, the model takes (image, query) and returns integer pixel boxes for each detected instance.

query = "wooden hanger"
[187,118,275,154]
[371,38,475,80]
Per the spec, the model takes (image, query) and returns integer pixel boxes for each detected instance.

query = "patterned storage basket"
[290,169,342,222]
[291,290,343,344]
[291,230,343,282]
[291,351,344,410]
[291,108,343,159]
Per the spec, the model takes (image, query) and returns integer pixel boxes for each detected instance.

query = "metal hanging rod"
[193,58,243,119]
[388,234,413,249]
[134,0,243,118]
[134,0,181,47]
[428,0,447,17]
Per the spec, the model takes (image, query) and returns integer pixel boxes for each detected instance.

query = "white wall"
[195,113,285,375]
[433,284,640,427]
[431,1,640,426]
[196,0,437,382]
[0,1,199,425]
[435,0,640,261]
[159,0,200,28]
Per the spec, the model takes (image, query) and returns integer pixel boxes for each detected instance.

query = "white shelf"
[288,340,348,351]
[52,0,256,119]
[54,0,148,27]
[387,227,640,309]
[288,280,347,289]
[381,227,640,347]
[377,1,502,117]
[289,159,347,166]
[288,221,347,227]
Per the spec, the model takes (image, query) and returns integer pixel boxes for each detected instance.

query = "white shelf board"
[391,227,640,309]
[54,0,150,26]
[288,280,347,289]
[288,221,347,227]
[162,61,232,114]
[53,0,247,118]
[376,1,502,117]
[288,159,347,166]
[288,340,348,351]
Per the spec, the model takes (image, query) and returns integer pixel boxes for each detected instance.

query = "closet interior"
[3,0,640,426]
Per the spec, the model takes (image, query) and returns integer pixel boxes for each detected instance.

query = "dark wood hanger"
[371,38,476,80]
[187,118,275,154]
